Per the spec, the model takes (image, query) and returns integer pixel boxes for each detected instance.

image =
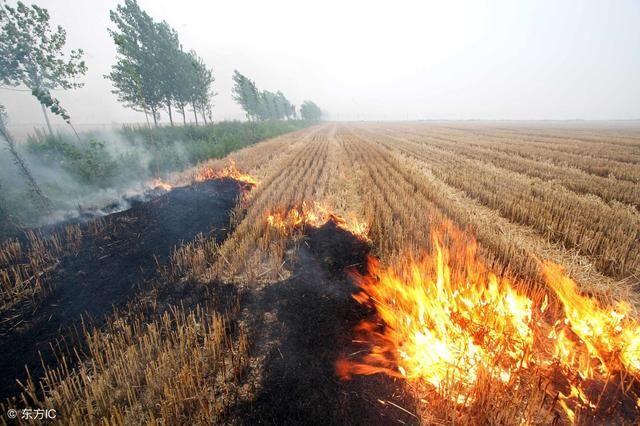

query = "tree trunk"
[0,114,51,211]
[40,103,54,136]
[201,108,208,125]
[181,106,186,125]
[192,104,199,126]
[68,122,81,142]
[143,104,151,128]
[167,100,174,126]
[151,106,158,128]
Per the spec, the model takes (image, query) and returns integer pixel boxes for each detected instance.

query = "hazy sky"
[2,0,639,130]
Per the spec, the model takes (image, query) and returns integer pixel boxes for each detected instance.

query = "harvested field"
[1,122,639,425]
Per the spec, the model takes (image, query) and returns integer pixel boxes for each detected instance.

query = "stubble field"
[2,122,639,425]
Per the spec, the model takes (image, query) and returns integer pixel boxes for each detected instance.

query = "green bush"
[26,133,117,187]
[27,120,309,183]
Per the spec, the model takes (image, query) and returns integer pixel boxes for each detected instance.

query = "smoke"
[0,129,193,227]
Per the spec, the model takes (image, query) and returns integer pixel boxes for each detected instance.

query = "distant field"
[2,122,639,425]
[221,121,640,288]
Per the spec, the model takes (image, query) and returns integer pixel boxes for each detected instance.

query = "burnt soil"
[234,222,419,425]
[2,181,420,424]
[0,179,242,400]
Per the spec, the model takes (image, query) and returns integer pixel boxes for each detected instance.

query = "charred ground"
[1,180,418,424]
[0,179,241,400]
[233,222,418,425]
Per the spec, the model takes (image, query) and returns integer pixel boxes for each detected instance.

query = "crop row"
[362,129,639,279]
[363,126,640,209]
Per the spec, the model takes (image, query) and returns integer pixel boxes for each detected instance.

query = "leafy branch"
[31,87,70,122]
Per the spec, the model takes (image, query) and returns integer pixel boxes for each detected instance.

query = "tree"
[0,0,87,136]
[107,1,214,128]
[258,90,278,120]
[155,21,181,126]
[232,70,260,121]
[187,51,214,126]
[107,56,152,126]
[276,91,294,120]
[0,104,50,211]
[232,71,299,122]
[107,0,165,127]
[174,51,195,125]
[300,100,323,121]
[201,91,216,124]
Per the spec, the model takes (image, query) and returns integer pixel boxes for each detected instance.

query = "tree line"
[231,71,322,121]
[0,0,324,135]
[106,0,214,127]
[231,71,295,121]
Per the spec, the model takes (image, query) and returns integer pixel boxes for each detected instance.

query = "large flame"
[542,262,640,379]
[194,160,259,186]
[337,221,640,420]
[266,201,369,239]
[337,224,534,396]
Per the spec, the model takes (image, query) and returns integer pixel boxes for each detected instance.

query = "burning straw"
[337,220,640,423]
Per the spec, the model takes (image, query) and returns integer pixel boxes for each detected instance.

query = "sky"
[1,0,639,132]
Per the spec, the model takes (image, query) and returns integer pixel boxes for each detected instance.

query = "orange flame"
[338,221,640,420]
[542,262,640,379]
[150,177,173,191]
[338,224,534,396]
[266,201,369,239]
[194,160,259,186]
[557,384,597,424]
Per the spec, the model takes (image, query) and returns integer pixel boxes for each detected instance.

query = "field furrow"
[354,127,640,279]
[359,126,640,209]
[374,123,640,182]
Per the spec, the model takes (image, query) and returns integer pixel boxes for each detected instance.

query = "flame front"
[266,201,369,239]
[337,221,640,420]
[542,262,640,379]
[338,224,534,396]
[150,177,173,191]
[194,160,259,186]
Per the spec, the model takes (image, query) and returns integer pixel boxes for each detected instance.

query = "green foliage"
[26,120,309,188]
[0,0,86,134]
[27,134,119,186]
[300,100,323,121]
[31,88,71,123]
[106,0,214,127]
[232,71,296,121]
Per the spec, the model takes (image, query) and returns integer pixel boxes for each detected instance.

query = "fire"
[265,201,368,239]
[542,262,640,378]
[150,177,173,191]
[337,221,640,420]
[337,223,534,397]
[194,160,259,186]
[557,384,596,424]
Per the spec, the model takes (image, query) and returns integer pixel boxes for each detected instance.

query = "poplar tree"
[0,0,87,136]
[300,100,323,121]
